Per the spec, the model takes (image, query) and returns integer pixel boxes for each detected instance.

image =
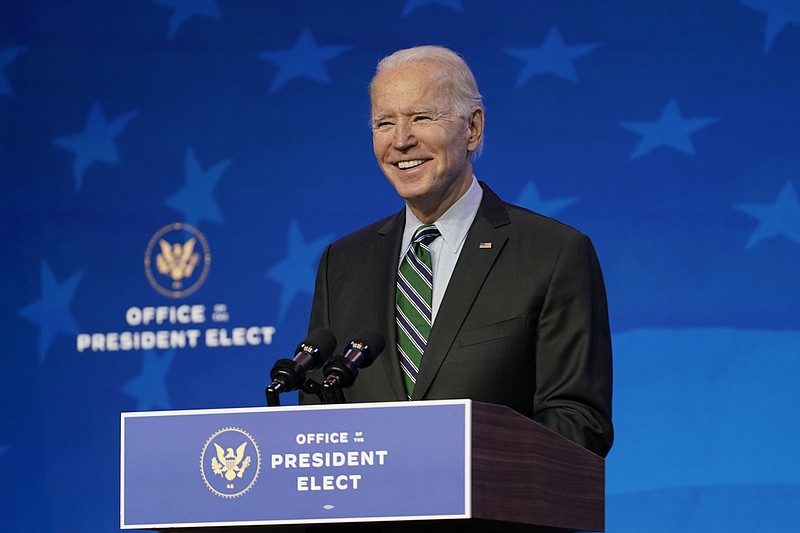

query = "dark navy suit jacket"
[302,183,613,458]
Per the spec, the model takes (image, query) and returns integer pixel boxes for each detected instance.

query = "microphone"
[267,328,337,398]
[322,330,385,391]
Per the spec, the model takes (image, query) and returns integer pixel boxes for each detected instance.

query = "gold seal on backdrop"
[145,222,211,298]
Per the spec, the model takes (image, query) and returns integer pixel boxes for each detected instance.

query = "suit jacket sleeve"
[298,243,333,405]
[308,244,332,335]
[532,231,613,457]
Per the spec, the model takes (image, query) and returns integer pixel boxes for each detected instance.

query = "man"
[302,45,612,459]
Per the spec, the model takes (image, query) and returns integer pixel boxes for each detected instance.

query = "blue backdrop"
[2,1,799,531]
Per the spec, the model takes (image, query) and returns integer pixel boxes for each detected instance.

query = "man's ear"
[467,107,484,152]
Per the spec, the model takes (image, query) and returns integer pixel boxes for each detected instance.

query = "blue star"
[258,28,351,94]
[52,103,138,190]
[121,349,175,411]
[742,0,800,53]
[620,99,719,159]
[153,0,221,40]
[265,220,334,322]
[735,181,800,248]
[165,147,230,227]
[0,46,27,96]
[505,27,600,87]
[402,0,464,17]
[515,181,578,217]
[16,262,84,364]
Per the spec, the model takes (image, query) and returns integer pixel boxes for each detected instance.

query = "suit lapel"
[411,184,510,400]
[371,211,407,401]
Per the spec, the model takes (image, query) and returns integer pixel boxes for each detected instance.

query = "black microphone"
[322,329,385,391]
[267,328,337,398]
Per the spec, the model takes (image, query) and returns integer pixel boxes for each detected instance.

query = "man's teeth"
[398,160,425,170]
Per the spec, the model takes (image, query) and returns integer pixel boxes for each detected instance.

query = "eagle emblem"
[200,427,261,498]
[211,442,252,484]
[155,237,200,288]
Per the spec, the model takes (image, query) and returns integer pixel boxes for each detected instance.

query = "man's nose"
[392,122,417,150]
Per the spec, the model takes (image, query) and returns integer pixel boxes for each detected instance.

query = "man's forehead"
[371,104,443,118]
[371,69,452,116]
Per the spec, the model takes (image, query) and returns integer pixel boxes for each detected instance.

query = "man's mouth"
[397,159,426,170]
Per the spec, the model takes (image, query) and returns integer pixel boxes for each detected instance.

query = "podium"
[121,400,603,532]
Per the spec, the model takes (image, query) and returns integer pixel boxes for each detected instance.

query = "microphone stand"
[320,380,346,404]
[265,377,340,407]
[265,384,283,407]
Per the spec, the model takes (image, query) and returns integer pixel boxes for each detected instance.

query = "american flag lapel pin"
[479,242,492,249]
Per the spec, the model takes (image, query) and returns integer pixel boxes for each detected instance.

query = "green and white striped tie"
[396,224,440,398]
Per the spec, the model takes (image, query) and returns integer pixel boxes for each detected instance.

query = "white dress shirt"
[399,177,483,323]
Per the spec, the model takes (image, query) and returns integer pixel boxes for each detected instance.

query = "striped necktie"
[396,224,441,398]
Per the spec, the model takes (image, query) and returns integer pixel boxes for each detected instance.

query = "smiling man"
[303,46,613,464]
[370,56,483,223]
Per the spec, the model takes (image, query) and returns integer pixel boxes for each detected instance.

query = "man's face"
[370,62,483,220]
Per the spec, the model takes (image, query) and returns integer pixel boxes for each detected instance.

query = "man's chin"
[395,186,431,203]
[386,176,429,199]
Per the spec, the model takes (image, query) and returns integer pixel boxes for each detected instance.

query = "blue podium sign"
[121,400,471,529]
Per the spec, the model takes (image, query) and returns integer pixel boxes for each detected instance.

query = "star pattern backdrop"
[1,1,799,531]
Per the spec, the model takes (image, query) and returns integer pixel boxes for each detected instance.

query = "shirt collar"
[403,176,483,254]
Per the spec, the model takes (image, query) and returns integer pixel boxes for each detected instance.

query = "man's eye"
[414,116,432,122]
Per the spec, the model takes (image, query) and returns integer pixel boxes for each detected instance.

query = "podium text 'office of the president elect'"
[121,400,604,531]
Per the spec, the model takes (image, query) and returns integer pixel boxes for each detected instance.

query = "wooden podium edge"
[470,402,605,532]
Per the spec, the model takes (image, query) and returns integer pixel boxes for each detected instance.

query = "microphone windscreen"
[300,328,337,367]
[349,329,385,366]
